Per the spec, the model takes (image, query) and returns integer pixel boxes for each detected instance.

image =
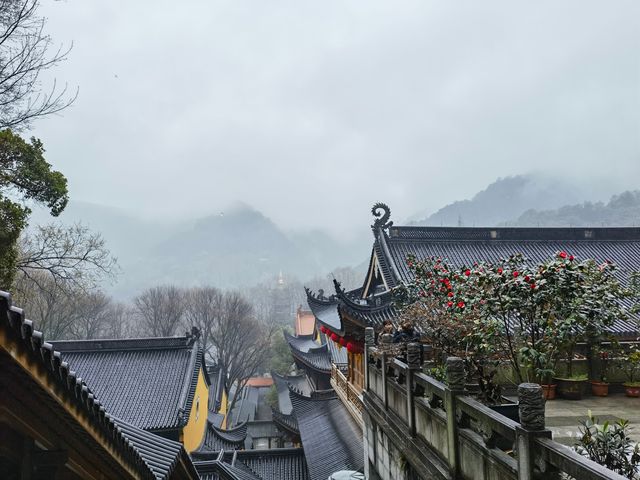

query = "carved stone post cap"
[518,383,545,431]
[380,333,393,345]
[445,356,465,390]
[407,343,421,370]
[364,327,375,346]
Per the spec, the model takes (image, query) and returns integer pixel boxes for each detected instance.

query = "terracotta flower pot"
[590,381,609,397]
[624,384,640,398]
[541,384,557,400]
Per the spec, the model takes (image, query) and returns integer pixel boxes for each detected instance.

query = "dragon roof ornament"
[371,202,393,231]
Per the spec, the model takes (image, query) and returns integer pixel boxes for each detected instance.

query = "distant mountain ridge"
[412,175,585,227]
[506,190,640,227]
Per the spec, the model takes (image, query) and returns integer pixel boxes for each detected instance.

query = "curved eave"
[289,347,332,375]
[304,288,344,334]
[271,409,300,436]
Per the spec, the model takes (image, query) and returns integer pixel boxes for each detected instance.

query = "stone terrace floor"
[543,394,640,446]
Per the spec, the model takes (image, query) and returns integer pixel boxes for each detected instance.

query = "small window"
[584,229,594,239]
[195,397,200,421]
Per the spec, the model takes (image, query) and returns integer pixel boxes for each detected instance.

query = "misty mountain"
[28,201,368,297]
[506,191,640,227]
[411,175,586,227]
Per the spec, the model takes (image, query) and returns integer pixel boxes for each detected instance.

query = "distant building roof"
[246,377,275,388]
[295,307,316,336]
[51,335,209,431]
[195,448,310,480]
[207,363,226,413]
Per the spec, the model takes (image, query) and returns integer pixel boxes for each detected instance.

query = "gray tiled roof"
[290,389,364,480]
[0,292,198,480]
[196,421,248,453]
[207,363,226,413]
[271,409,299,436]
[51,335,207,431]
[373,225,640,336]
[305,290,343,332]
[286,339,332,374]
[114,418,198,480]
[381,226,640,286]
[272,372,312,415]
[195,448,310,480]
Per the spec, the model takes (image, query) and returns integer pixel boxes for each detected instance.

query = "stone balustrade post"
[379,333,393,410]
[364,327,375,391]
[406,343,421,436]
[516,383,554,480]
[445,357,465,478]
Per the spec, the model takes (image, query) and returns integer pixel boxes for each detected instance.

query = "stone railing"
[331,364,364,429]
[363,327,627,480]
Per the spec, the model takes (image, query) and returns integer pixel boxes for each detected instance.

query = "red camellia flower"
[330,333,339,342]
[569,255,574,261]
[559,251,567,259]
[513,271,519,278]
[497,268,503,274]
[524,275,531,282]
[447,301,453,307]
[447,291,454,297]
[530,283,536,289]
[464,269,471,276]
[457,301,465,309]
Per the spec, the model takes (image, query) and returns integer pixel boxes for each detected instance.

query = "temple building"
[305,203,640,480]
[0,292,200,480]
[51,332,211,452]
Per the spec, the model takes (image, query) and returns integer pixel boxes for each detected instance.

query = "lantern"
[346,342,354,353]
[338,337,347,347]
[330,333,338,342]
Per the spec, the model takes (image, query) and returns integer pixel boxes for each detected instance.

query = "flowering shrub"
[396,252,628,396]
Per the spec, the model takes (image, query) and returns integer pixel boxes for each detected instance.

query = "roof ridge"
[50,335,193,352]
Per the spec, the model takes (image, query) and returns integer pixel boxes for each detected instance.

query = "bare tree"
[102,301,134,339]
[16,223,118,293]
[14,270,77,339]
[208,291,274,414]
[67,290,111,340]
[0,0,76,130]
[133,285,184,337]
[183,286,223,359]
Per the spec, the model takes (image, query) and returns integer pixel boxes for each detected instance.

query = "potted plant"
[620,349,640,398]
[574,411,640,478]
[590,350,611,397]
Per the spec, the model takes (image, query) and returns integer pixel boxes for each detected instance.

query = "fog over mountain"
[25,173,639,297]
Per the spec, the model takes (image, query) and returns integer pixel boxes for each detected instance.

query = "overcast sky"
[33,1,640,236]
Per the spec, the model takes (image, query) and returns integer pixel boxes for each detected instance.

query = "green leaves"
[0,129,68,216]
[0,129,69,289]
[575,411,640,479]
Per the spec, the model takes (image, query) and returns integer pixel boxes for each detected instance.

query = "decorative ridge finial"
[371,202,393,230]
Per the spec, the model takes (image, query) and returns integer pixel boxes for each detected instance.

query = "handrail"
[535,437,629,480]
[456,395,517,443]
